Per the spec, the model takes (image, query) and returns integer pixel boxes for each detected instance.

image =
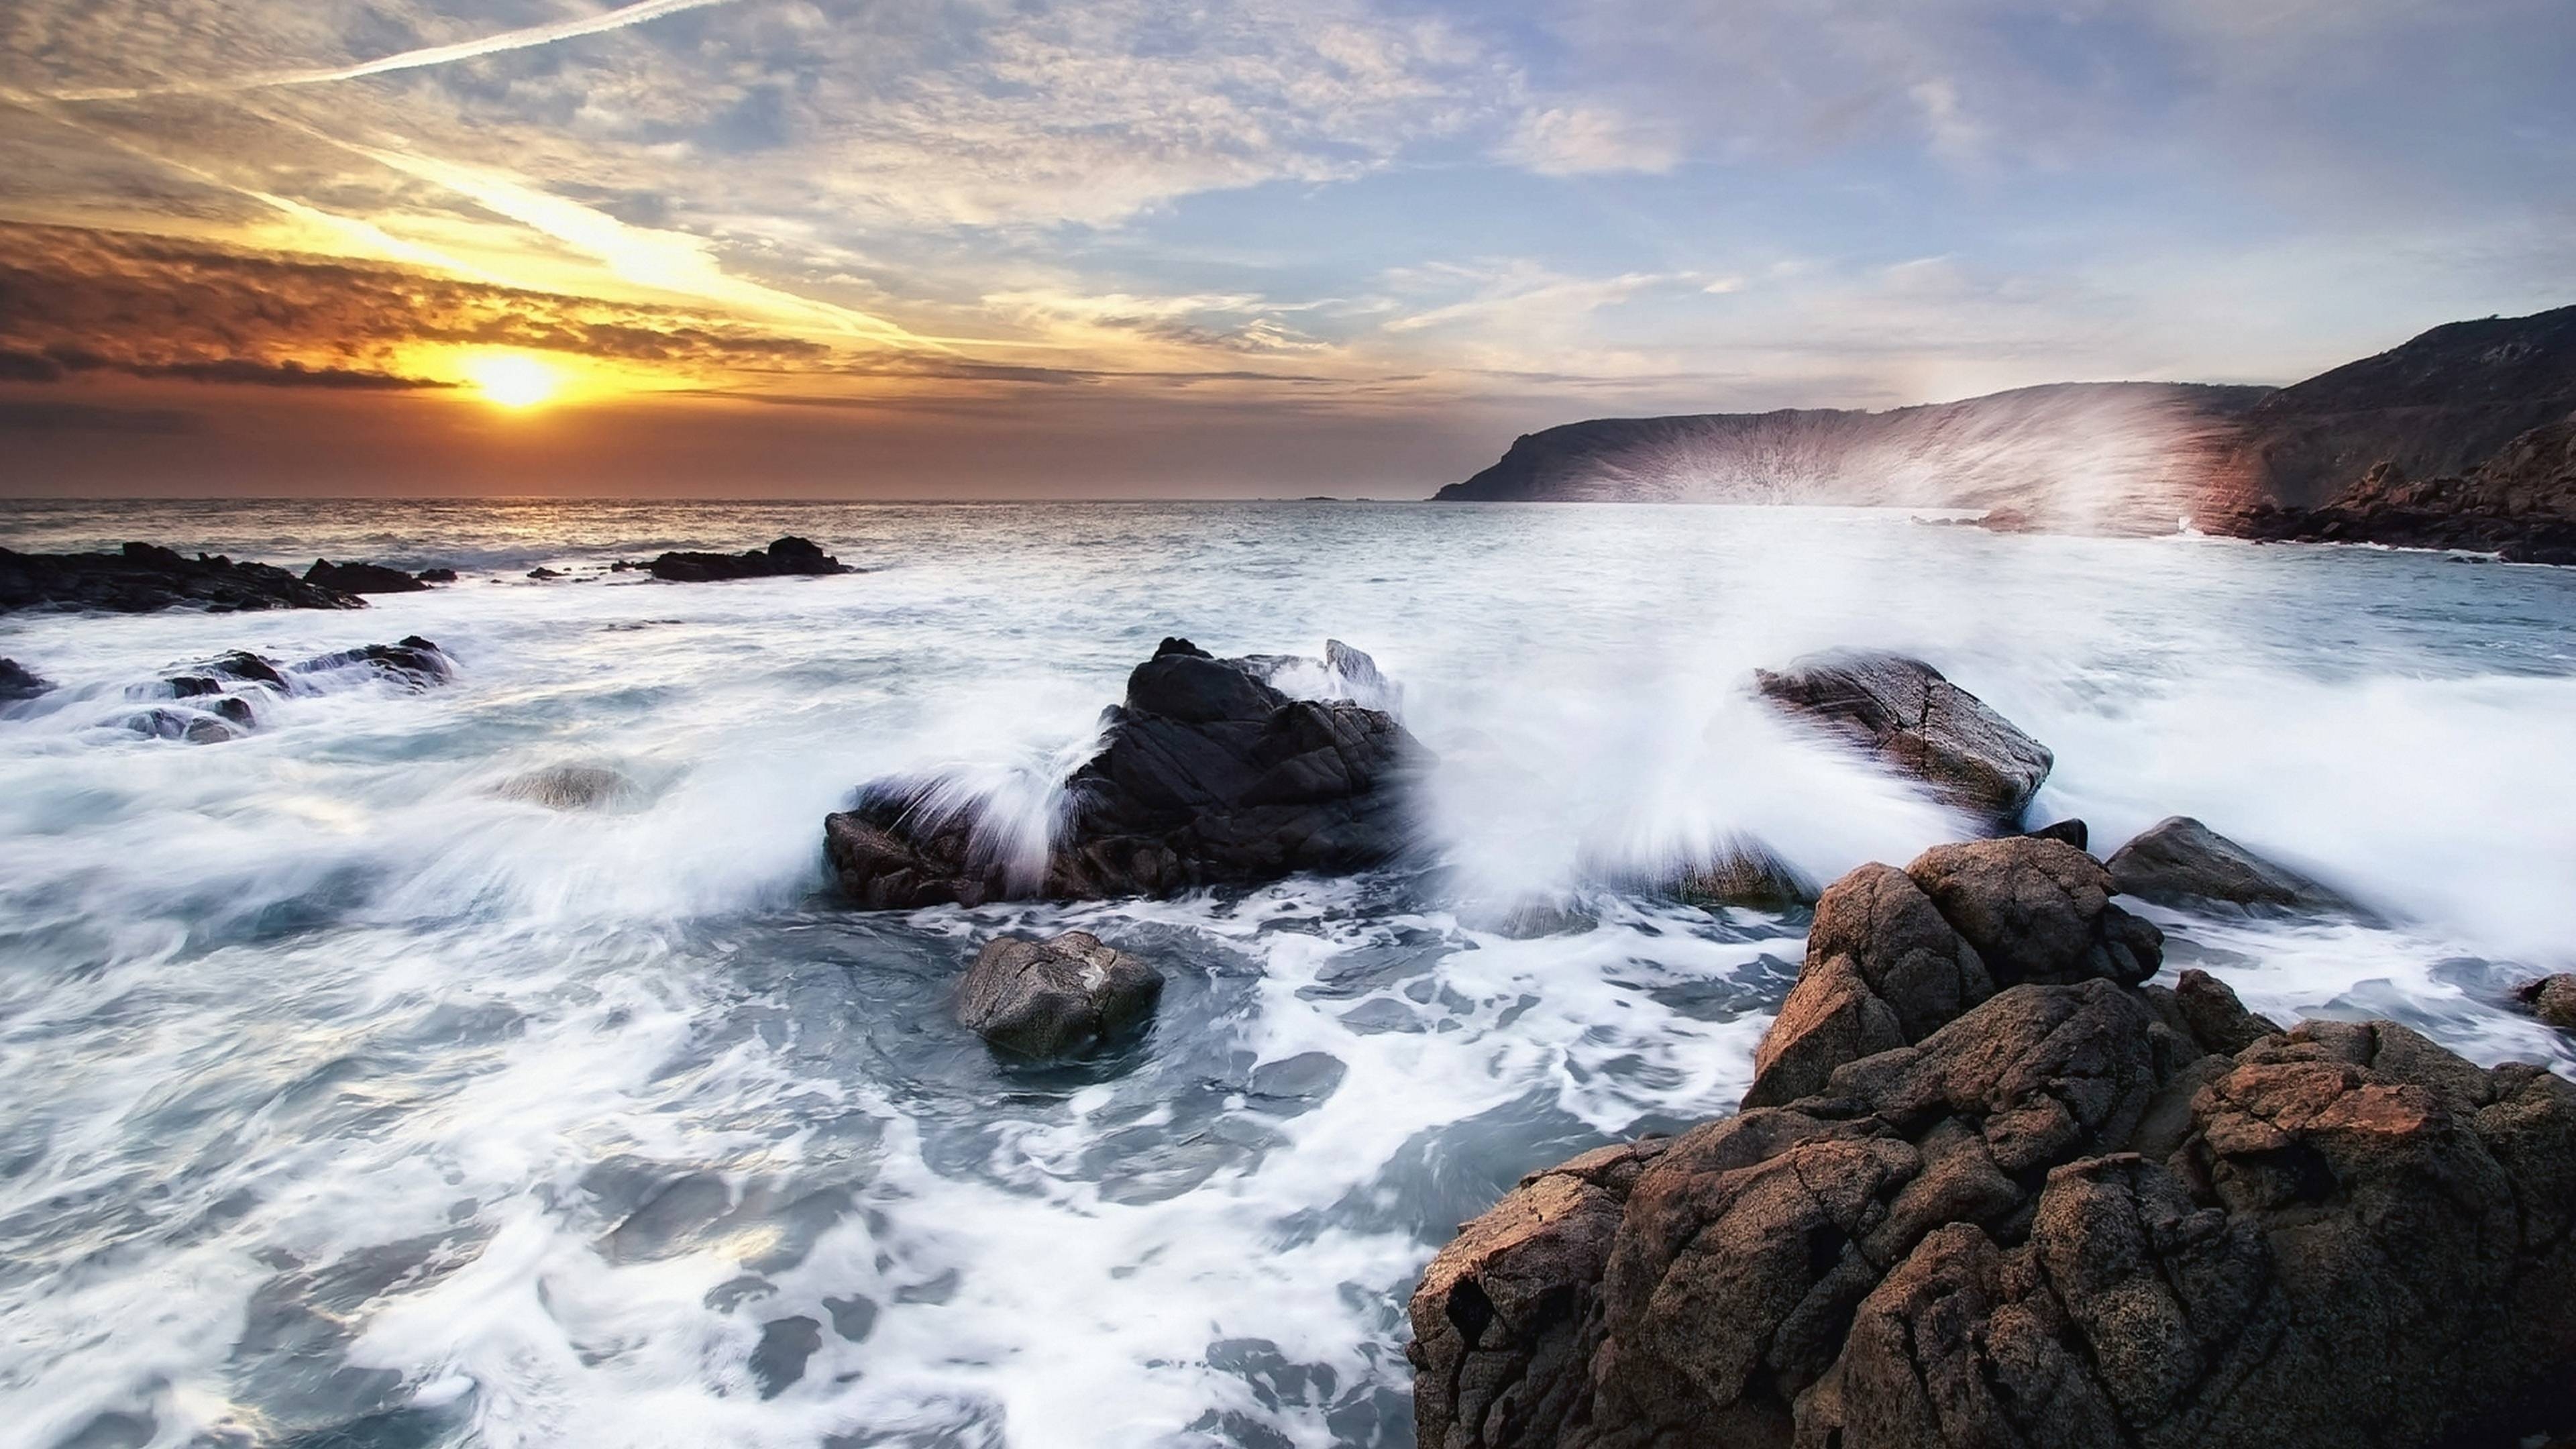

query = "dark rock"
[748,1316,822,1398]
[1,657,54,700]
[1755,650,2053,830]
[1907,837,2161,988]
[305,559,429,594]
[1671,843,1817,911]
[647,536,851,583]
[1413,844,2576,1449]
[2105,816,2347,912]
[123,706,244,744]
[525,567,563,580]
[0,542,364,614]
[291,635,452,690]
[2024,817,2088,851]
[415,568,458,584]
[2515,974,2576,1032]
[956,931,1163,1059]
[826,638,1425,906]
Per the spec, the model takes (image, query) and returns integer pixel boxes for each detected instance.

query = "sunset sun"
[461,352,560,409]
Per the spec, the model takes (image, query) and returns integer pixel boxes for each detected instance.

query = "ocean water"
[3,498,2573,1449]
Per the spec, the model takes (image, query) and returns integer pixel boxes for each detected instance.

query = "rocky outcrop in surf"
[825,637,1425,907]
[647,536,851,582]
[957,931,1164,1059]
[1409,838,2576,1449]
[1,543,364,614]
[2228,417,2576,565]
[0,657,51,701]
[1756,650,2053,832]
[305,559,434,594]
[2104,816,2349,914]
[110,637,454,743]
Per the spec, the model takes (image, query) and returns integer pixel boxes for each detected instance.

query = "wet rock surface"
[1411,836,2576,1449]
[957,930,1164,1059]
[107,637,455,744]
[1,542,364,614]
[646,536,851,582]
[826,637,1425,906]
[0,657,52,701]
[2517,975,2576,1033]
[2106,816,2347,913]
[304,559,431,594]
[492,763,643,811]
[1755,651,2053,830]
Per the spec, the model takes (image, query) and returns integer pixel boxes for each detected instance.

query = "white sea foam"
[1,499,2571,1448]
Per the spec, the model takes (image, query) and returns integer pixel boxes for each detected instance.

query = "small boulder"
[0,657,52,701]
[291,635,453,690]
[415,567,458,584]
[957,931,1163,1058]
[1755,649,2053,830]
[305,558,429,594]
[2104,815,2347,912]
[494,763,643,812]
[2515,974,2576,1032]
[1672,842,1817,911]
[2023,817,2088,850]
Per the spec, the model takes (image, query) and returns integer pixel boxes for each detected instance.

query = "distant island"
[1436,305,2576,561]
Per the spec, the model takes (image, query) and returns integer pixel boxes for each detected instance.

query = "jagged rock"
[2105,816,2347,913]
[1413,844,2576,1449]
[1743,839,2158,1109]
[526,567,563,580]
[0,657,52,700]
[2516,975,2576,1032]
[647,536,851,582]
[956,931,1163,1058]
[0,542,363,614]
[305,558,429,594]
[415,567,458,584]
[825,637,1424,906]
[292,635,452,690]
[1672,843,1817,912]
[1755,651,2053,830]
[494,763,642,811]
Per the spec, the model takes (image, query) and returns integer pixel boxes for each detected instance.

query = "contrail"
[46,0,737,103]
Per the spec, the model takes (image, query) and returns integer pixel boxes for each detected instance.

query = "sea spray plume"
[1442,382,2265,532]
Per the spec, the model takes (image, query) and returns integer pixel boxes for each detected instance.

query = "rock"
[826,637,1425,906]
[305,559,429,594]
[1742,838,2157,1110]
[415,567,458,584]
[2024,817,2088,850]
[494,763,641,811]
[2104,816,2347,913]
[2515,974,2576,1032]
[1671,843,1816,912]
[291,635,453,690]
[0,542,364,614]
[526,567,563,580]
[647,536,851,582]
[1413,845,2576,1449]
[121,705,245,744]
[956,931,1163,1058]
[0,657,51,700]
[1755,650,2053,830]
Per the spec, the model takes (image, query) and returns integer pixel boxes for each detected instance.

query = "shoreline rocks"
[1,543,364,614]
[647,536,850,582]
[0,657,51,701]
[2104,816,2347,913]
[304,559,432,594]
[1756,650,2053,831]
[826,637,1426,907]
[1410,837,2576,1449]
[957,931,1163,1058]
[109,637,455,744]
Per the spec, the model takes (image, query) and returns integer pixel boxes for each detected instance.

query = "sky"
[1,0,2571,498]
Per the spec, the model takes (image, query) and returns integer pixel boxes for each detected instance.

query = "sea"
[3,498,2573,1449]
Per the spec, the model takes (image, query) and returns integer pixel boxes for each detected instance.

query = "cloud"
[1499,105,1681,176]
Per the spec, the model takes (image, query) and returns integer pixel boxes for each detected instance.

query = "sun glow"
[462,352,562,409]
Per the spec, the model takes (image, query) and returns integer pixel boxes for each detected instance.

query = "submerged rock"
[1670,843,1817,912]
[1755,650,2053,830]
[0,542,363,614]
[494,763,643,812]
[2105,815,2347,912]
[1411,837,2576,1449]
[291,635,453,690]
[305,558,429,594]
[825,637,1426,906]
[647,536,851,582]
[957,931,1163,1058]
[0,657,52,701]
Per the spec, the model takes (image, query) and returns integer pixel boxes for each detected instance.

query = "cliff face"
[1436,382,2270,533]
[2215,303,2576,510]
[1436,305,2576,552]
